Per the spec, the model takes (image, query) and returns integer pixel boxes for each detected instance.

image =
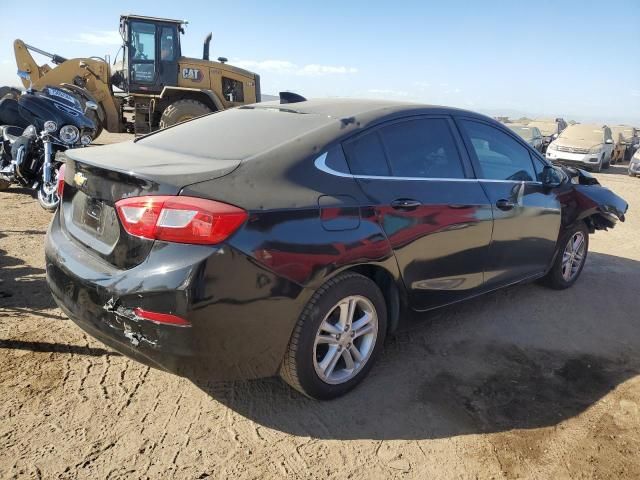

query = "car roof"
[121,14,185,24]
[137,98,498,164]
[252,98,479,123]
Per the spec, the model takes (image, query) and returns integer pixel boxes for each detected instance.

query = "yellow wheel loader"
[12,14,261,135]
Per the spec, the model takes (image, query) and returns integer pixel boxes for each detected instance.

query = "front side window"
[379,118,465,178]
[130,22,156,83]
[460,120,536,182]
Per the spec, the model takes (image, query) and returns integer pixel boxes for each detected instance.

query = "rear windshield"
[137,107,332,160]
[610,127,634,141]
[559,125,604,143]
[508,125,534,140]
[527,121,557,136]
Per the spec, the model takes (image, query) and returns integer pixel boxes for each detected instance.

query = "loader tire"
[159,100,212,129]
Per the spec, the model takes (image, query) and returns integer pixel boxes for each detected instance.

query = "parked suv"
[546,124,614,172]
[528,118,568,152]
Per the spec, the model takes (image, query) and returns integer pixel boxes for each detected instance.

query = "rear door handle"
[495,199,515,211]
[391,198,422,210]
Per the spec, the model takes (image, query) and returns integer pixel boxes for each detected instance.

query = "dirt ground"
[1,133,639,479]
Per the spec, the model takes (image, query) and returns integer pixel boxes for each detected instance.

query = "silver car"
[507,124,544,152]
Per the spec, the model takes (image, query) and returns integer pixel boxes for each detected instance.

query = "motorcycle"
[0,72,96,210]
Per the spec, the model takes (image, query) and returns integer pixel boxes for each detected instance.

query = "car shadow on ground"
[195,251,640,440]
[0,339,120,357]
[600,163,631,176]
[0,231,58,314]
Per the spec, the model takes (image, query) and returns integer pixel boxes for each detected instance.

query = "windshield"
[527,121,556,136]
[610,126,634,142]
[559,125,604,143]
[508,125,534,140]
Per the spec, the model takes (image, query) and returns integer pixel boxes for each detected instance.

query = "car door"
[533,128,544,152]
[604,127,614,161]
[128,20,158,92]
[158,25,180,89]
[342,116,494,310]
[456,118,561,288]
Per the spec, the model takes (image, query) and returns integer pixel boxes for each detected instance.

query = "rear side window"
[379,118,464,178]
[460,120,536,182]
[343,132,390,176]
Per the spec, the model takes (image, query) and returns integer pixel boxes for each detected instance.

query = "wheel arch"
[158,86,223,112]
[330,263,405,335]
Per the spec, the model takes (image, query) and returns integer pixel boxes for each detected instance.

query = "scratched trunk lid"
[60,141,241,269]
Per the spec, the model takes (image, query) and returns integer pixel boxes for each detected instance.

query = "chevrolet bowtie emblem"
[74,172,87,187]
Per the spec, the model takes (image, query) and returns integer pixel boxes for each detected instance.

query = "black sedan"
[46,97,628,399]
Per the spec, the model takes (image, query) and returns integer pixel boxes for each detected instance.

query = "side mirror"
[85,101,98,112]
[605,138,613,144]
[541,165,562,188]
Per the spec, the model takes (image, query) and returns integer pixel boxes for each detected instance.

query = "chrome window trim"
[314,152,543,185]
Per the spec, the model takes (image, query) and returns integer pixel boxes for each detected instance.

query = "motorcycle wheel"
[37,182,59,211]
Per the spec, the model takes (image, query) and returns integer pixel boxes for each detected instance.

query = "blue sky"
[2,0,639,124]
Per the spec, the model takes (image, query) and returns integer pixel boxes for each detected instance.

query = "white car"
[629,148,640,177]
[546,124,614,172]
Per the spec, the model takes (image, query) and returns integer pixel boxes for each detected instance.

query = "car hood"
[553,138,602,149]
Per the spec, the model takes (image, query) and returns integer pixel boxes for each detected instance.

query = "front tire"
[592,155,603,172]
[159,100,212,129]
[280,272,387,399]
[542,223,589,290]
[37,182,59,211]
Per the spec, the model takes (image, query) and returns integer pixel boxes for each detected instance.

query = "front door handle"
[391,198,422,210]
[496,199,515,211]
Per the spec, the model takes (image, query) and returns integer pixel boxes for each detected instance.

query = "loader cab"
[121,15,183,94]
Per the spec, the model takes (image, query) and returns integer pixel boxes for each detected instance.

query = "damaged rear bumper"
[45,210,306,381]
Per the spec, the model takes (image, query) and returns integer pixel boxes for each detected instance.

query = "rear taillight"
[134,308,191,327]
[115,196,247,245]
[56,164,66,199]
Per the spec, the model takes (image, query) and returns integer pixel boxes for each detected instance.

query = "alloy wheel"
[561,231,586,281]
[313,295,378,385]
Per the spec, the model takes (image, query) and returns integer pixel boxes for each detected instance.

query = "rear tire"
[159,100,212,129]
[280,272,387,400]
[541,222,589,290]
